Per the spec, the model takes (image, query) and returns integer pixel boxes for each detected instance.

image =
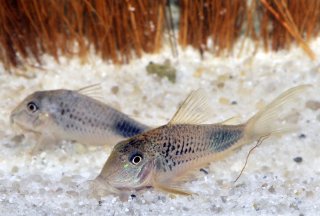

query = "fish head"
[10,90,61,133]
[98,138,154,190]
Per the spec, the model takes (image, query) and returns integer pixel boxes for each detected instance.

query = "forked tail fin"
[244,85,311,141]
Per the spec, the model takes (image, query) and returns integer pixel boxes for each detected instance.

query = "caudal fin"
[244,85,311,141]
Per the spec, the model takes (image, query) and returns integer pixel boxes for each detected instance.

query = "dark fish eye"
[129,152,143,165]
[27,102,39,113]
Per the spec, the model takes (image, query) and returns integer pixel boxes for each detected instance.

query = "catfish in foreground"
[93,85,311,196]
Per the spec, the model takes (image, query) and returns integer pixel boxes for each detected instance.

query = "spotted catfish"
[94,85,310,196]
[10,84,150,152]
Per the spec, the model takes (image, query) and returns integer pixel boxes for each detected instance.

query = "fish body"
[95,85,310,195]
[99,124,245,192]
[10,85,149,148]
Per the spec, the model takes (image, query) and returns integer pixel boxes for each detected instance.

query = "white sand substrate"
[0,39,320,215]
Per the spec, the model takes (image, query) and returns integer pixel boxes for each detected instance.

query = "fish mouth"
[92,176,121,195]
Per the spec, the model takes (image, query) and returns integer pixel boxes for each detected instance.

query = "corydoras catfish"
[94,85,310,196]
[10,84,149,152]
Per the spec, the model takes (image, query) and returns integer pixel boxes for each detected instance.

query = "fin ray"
[153,180,193,195]
[77,83,105,102]
[219,115,241,125]
[169,89,214,125]
[245,84,312,140]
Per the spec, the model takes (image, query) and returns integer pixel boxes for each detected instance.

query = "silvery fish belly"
[10,84,149,151]
[95,85,310,196]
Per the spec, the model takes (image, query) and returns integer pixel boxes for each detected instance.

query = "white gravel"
[0,39,320,215]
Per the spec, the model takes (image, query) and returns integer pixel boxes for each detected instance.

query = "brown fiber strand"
[178,0,319,59]
[1,1,320,69]
[164,1,178,58]
[178,0,247,56]
[260,0,315,59]
[178,0,188,47]
[156,4,165,53]
[237,0,257,57]
[0,0,167,69]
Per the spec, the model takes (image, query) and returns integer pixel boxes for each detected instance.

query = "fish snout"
[95,176,121,194]
[10,104,21,126]
[10,112,17,125]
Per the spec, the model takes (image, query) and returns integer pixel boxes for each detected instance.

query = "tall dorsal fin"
[168,89,215,125]
[77,83,105,102]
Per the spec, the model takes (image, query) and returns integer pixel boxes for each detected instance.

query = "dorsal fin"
[77,83,105,102]
[168,89,214,125]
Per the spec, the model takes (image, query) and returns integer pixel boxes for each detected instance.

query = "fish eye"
[27,102,39,113]
[129,153,143,165]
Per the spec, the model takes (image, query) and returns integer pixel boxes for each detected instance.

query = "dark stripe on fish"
[113,120,147,138]
[210,128,244,152]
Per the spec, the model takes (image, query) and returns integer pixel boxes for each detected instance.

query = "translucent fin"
[169,89,214,125]
[167,168,199,184]
[28,112,59,155]
[29,133,58,155]
[77,83,105,102]
[219,115,241,125]
[245,84,312,140]
[153,181,193,195]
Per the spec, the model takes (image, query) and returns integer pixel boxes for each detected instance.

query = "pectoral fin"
[153,181,193,196]
[29,133,58,155]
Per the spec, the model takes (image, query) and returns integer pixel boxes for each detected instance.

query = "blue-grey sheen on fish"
[93,85,310,196]
[10,84,149,152]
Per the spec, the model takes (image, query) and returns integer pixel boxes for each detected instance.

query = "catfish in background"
[10,84,150,153]
[93,85,310,197]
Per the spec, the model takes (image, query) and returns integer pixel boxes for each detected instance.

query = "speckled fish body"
[10,86,149,147]
[100,124,245,191]
[143,124,245,176]
[95,85,310,195]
